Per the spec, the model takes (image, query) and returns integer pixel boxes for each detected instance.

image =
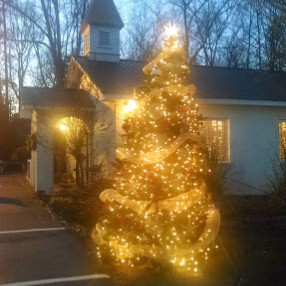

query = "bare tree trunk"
[80,161,84,187]
[76,159,80,186]
[2,0,9,118]
[75,0,88,56]
[246,11,253,69]
[256,11,262,69]
[40,0,65,87]
[182,2,190,56]
[53,0,65,86]
[86,134,89,186]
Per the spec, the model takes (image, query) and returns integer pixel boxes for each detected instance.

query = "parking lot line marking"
[0,227,65,235]
[0,274,110,286]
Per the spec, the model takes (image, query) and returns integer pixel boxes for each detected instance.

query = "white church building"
[20,0,286,195]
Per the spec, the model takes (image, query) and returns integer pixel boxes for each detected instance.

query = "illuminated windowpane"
[201,119,230,162]
[279,122,286,159]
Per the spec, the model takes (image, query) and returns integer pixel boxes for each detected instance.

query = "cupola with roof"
[80,0,124,62]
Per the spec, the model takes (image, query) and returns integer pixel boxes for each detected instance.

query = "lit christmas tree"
[93,25,220,273]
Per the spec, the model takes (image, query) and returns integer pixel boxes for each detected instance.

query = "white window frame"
[201,118,230,163]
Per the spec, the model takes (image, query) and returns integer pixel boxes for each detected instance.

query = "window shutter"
[99,31,110,46]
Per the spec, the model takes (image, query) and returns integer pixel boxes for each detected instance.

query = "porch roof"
[21,87,95,108]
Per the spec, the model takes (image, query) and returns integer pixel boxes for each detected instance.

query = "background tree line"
[0,0,286,159]
[124,0,286,70]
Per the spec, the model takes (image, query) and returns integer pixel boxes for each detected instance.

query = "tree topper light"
[164,23,179,40]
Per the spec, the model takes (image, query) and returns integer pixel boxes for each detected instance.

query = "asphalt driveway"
[0,173,112,286]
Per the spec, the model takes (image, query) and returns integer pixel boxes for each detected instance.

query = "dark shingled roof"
[80,0,124,33]
[21,87,95,107]
[75,57,145,95]
[74,56,286,101]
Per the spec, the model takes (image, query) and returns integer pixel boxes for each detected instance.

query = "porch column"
[35,115,54,193]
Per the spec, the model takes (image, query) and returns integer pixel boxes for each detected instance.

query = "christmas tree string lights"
[93,25,220,273]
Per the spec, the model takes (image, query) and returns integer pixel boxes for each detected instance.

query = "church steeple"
[80,0,124,62]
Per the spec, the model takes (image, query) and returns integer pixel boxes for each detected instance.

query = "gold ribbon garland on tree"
[93,130,220,264]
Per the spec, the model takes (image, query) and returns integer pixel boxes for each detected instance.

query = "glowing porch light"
[123,99,137,113]
[59,124,67,131]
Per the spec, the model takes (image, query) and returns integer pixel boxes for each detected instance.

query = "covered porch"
[20,87,96,192]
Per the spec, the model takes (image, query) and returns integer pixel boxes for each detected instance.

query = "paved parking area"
[0,174,112,286]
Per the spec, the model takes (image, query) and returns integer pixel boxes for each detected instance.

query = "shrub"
[203,147,230,201]
[49,194,95,227]
[268,154,286,209]
[48,164,113,229]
